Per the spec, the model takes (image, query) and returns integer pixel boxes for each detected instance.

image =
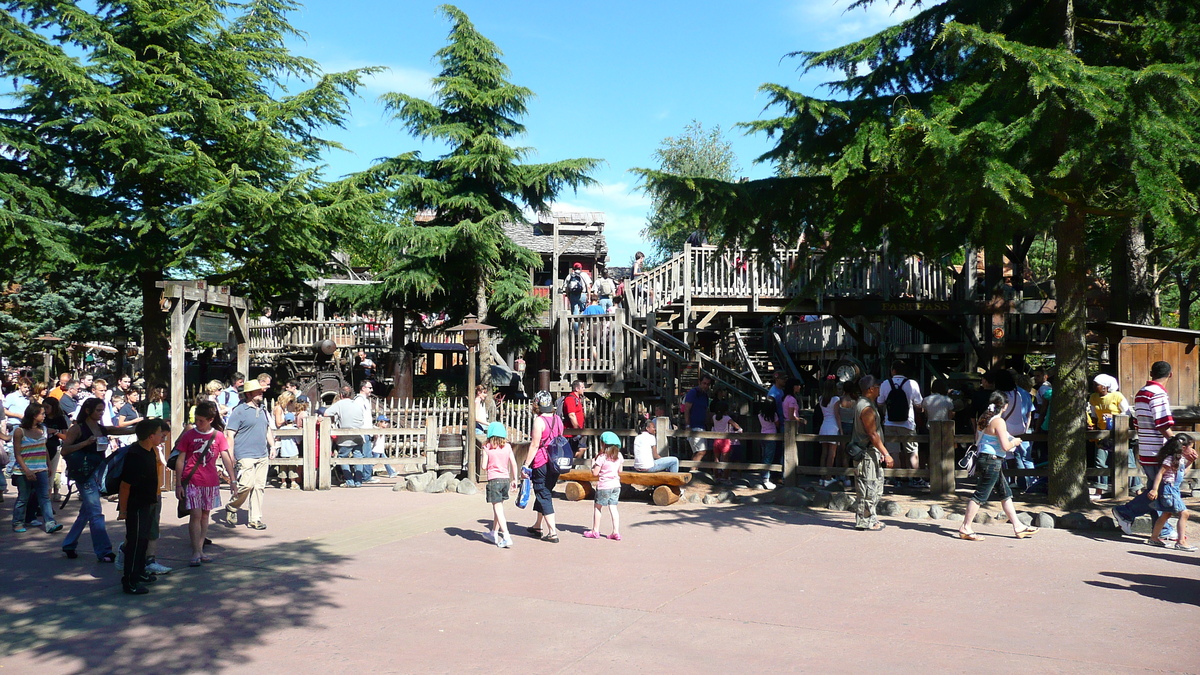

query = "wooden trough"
[556,469,692,506]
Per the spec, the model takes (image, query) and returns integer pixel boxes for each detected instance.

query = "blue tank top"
[978,432,1002,456]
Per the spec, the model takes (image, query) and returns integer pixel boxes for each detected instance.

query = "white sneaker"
[502,536,514,548]
[1111,507,1133,535]
[761,479,776,490]
[145,560,173,575]
[494,531,505,548]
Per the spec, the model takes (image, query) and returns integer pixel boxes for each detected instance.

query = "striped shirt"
[14,428,48,475]
[1134,381,1173,465]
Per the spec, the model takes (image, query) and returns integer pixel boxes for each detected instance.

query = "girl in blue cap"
[483,421,518,548]
[585,431,624,540]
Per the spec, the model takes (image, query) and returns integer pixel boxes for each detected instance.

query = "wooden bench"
[555,469,692,506]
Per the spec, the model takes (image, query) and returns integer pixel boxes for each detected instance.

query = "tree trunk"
[389,307,412,400]
[1178,268,1197,330]
[138,269,169,389]
[475,276,494,389]
[1112,218,1154,324]
[1049,206,1091,509]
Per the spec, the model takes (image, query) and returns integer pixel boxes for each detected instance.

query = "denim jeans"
[760,440,779,481]
[62,472,112,559]
[13,472,54,528]
[361,436,395,479]
[338,441,365,484]
[971,455,1012,506]
[598,298,613,312]
[637,457,680,473]
[568,293,585,315]
[1093,442,1110,488]
[1117,464,1177,538]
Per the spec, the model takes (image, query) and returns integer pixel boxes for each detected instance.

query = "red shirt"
[563,393,585,438]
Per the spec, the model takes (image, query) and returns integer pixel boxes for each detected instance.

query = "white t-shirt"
[633,431,656,470]
[1035,381,1051,407]
[877,376,923,430]
[923,394,954,422]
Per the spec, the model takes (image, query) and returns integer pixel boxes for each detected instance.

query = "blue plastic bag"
[516,467,532,508]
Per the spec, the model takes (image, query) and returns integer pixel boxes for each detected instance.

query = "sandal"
[608,533,622,541]
[200,555,213,563]
[583,530,601,539]
[98,552,117,563]
[189,558,203,567]
[958,531,981,541]
[1015,527,1039,539]
[526,527,543,537]
[1146,538,1168,547]
[540,533,560,543]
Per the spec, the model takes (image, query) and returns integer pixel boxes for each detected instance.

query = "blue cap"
[375,414,390,423]
[283,412,296,423]
[600,431,621,447]
[486,421,507,439]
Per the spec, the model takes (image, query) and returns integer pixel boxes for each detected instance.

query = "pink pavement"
[1,484,1197,674]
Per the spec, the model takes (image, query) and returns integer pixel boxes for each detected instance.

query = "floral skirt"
[185,484,222,511]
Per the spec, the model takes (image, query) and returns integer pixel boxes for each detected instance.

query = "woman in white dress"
[817,377,841,487]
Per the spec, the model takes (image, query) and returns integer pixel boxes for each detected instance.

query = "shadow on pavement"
[0,501,347,675]
[1086,571,1200,608]
[1127,549,1200,566]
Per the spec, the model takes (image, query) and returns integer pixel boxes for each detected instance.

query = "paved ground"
[1,483,1198,674]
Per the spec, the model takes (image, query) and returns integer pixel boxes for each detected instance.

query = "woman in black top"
[59,398,135,561]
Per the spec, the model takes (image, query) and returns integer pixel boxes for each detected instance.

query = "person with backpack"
[877,361,924,488]
[59,397,135,562]
[116,418,171,594]
[562,262,591,315]
[523,390,564,543]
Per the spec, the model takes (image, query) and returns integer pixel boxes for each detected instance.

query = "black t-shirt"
[120,445,160,510]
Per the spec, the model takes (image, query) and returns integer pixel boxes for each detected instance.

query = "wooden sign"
[196,310,230,342]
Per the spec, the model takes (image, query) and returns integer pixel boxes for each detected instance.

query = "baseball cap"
[572,262,582,269]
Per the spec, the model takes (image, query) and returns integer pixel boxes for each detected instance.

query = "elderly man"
[222,379,274,530]
[853,375,895,531]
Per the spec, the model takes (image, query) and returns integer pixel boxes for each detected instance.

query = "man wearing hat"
[562,262,592,315]
[222,378,275,530]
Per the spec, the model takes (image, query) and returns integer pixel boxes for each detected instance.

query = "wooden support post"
[466,344,478,482]
[656,416,670,462]
[318,416,332,490]
[784,420,799,487]
[750,256,760,312]
[424,416,437,472]
[232,306,250,380]
[169,297,201,448]
[682,243,693,343]
[1111,415,1131,499]
[302,414,317,491]
[928,420,956,496]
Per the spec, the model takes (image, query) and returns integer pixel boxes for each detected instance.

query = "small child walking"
[1147,434,1196,552]
[710,400,742,485]
[483,422,518,549]
[585,431,623,541]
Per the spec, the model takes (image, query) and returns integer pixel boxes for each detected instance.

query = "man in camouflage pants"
[852,375,895,531]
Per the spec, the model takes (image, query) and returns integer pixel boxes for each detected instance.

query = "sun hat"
[486,421,507,439]
[240,380,264,395]
[600,431,621,447]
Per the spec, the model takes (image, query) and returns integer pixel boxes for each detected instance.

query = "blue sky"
[286,1,918,267]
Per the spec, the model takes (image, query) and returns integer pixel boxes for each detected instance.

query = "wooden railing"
[623,246,955,318]
[618,322,683,400]
[559,314,619,374]
[248,319,462,353]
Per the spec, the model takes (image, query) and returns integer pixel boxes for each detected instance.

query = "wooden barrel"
[437,433,464,469]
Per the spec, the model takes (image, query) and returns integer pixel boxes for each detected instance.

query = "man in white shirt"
[877,361,924,488]
[633,419,678,473]
[354,381,387,482]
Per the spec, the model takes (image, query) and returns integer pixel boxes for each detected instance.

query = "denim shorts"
[486,478,510,504]
[970,455,1012,506]
[595,487,620,506]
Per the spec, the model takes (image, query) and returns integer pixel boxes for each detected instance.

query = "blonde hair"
[205,379,224,395]
[604,443,621,462]
[276,391,296,409]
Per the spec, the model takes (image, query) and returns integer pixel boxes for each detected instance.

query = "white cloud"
[579,181,651,211]
[790,0,921,45]
[322,60,436,99]
[543,179,653,266]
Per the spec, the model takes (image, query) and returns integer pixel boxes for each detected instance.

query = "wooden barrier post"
[784,420,799,487]
[928,420,956,496]
[302,414,317,491]
[1111,415,1131,499]
[318,416,332,490]
[424,416,437,473]
[656,416,670,461]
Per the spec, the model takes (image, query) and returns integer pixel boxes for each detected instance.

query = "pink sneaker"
[583,530,601,539]
[608,533,622,541]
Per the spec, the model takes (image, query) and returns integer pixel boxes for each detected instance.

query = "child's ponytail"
[977,391,1009,431]
[1156,433,1193,464]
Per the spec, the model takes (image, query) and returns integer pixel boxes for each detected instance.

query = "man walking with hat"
[222,378,274,529]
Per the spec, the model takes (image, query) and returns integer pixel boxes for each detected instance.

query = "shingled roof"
[413,210,608,257]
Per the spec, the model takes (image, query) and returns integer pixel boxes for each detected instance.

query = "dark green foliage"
[0,0,376,383]
[343,5,599,355]
[636,1,1200,508]
[0,272,142,354]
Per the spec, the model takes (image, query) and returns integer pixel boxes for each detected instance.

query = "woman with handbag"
[958,391,1039,541]
[174,402,236,565]
[59,397,136,561]
[523,391,564,543]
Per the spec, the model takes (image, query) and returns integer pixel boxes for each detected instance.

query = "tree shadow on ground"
[0,498,348,675]
[1085,571,1200,608]
[631,502,958,539]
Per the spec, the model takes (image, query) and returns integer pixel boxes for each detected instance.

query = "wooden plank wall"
[1117,338,1198,407]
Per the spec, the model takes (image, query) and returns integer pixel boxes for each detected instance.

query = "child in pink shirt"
[483,422,518,548]
[585,431,624,541]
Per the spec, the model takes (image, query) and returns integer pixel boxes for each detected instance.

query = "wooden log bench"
[555,470,692,506]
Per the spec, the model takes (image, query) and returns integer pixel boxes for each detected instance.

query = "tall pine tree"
[348,5,599,374]
[638,1,1200,508]
[0,0,376,386]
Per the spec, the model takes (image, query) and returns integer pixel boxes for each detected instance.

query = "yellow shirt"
[1088,391,1128,427]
